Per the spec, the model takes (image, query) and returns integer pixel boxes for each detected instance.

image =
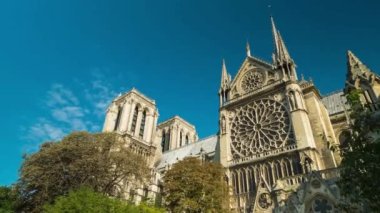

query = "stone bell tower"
[103,88,159,166]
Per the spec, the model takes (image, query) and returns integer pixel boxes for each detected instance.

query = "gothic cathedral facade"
[102,17,380,212]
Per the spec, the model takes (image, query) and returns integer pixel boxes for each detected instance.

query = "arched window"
[179,131,183,147]
[131,106,139,133]
[161,130,166,152]
[185,135,189,145]
[114,106,123,131]
[241,170,247,193]
[263,163,273,186]
[274,161,283,180]
[139,110,146,138]
[236,171,241,194]
[284,159,293,177]
[249,168,255,192]
[231,173,237,194]
[166,131,171,150]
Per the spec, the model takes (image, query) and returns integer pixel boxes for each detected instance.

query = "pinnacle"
[220,59,230,89]
[347,50,362,66]
[271,16,292,65]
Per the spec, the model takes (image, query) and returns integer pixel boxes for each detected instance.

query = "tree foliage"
[0,186,16,213]
[16,131,150,212]
[338,89,380,211]
[163,157,230,213]
[43,187,164,213]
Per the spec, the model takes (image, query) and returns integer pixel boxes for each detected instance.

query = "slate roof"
[156,135,218,170]
[322,90,347,115]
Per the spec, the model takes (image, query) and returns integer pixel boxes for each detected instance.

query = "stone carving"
[241,69,264,92]
[230,99,292,158]
[220,116,226,134]
[258,193,272,209]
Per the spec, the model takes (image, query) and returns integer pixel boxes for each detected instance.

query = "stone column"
[143,111,153,142]
[103,103,118,132]
[134,108,143,137]
[271,163,276,182]
[150,112,158,144]
[119,101,131,132]
[127,101,136,132]
[176,127,181,148]
[170,126,176,150]
[103,109,112,132]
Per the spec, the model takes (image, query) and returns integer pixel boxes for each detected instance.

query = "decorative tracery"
[230,98,292,158]
[241,70,265,92]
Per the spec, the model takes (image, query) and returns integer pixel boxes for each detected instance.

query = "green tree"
[0,186,16,213]
[338,89,380,211]
[17,131,150,213]
[43,187,165,213]
[163,157,230,213]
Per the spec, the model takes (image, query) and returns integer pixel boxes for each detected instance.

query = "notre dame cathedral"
[102,17,380,212]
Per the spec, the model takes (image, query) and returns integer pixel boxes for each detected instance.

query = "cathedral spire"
[270,16,297,80]
[347,50,363,67]
[271,16,280,61]
[220,59,230,90]
[219,59,230,106]
[270,16,292,66]
[346,50,378,84]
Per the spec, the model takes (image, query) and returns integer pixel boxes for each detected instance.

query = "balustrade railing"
[223,80,284,106]
[229,144,297,166]
[277,167,340,188]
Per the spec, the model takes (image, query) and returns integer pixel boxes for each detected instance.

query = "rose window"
[230,99,292,158]
[241,70,264,92]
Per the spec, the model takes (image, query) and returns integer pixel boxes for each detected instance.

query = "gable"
[229,56,283,99]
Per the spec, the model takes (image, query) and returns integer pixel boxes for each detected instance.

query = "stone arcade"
[102,17,380,212]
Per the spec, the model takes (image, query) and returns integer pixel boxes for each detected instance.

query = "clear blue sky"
[1,0,379,185]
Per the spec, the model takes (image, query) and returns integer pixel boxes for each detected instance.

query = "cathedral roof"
[321,90,347,115]
[156,135,218,170]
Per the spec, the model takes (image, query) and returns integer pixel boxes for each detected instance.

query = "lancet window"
[179,131,183,147]
[161,130,166,152]
[230,156,304,196]
[114,106,123,131]
[139,110,146,138]
[131,106,139,133]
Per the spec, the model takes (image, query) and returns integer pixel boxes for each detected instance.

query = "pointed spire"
[347,50,363,67]
[345,50,380,95]
[219,59,231,107]
[277,31,291,61]
[246,40,251,57]
[346,50,377,82]
[271,16,280,60]
[270,16,293,66]
[220,59,230,90]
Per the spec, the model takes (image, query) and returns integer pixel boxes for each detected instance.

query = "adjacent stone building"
[102,17,380,212]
